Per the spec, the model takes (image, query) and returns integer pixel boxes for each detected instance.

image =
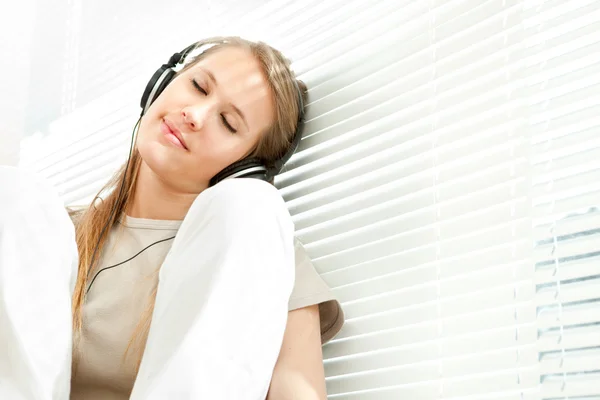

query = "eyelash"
[190,78,237,134]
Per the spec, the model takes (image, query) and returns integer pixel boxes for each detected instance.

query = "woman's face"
[136,46,275,193]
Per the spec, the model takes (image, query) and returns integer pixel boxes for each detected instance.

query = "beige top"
[70,215,344,400]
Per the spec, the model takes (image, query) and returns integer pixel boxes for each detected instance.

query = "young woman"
[0,36,343,399]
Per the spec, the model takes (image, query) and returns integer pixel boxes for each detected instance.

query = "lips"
[161,118,188,150]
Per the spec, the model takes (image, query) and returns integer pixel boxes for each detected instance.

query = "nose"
[181,104,210,130]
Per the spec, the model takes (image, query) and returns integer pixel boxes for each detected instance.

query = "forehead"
[188,46,267,92]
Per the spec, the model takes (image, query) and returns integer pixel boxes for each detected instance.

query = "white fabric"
[0,167,296,400]
[130,178,296,399]
[0,166,78,400]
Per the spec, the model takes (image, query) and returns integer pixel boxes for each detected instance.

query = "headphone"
[140,37,306,186]
[85,37,305,292]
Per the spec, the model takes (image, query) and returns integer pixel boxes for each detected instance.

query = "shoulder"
[293,237,309,260]
[289,238,345,344]
[66,206,87,226]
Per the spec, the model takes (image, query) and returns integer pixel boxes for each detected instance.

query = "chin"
[138,142,212,193]
[137,137,178,175]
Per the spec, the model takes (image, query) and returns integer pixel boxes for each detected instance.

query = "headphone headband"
[140,37,305,186]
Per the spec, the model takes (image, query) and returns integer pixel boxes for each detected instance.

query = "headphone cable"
[86,235,176,294]
[86,117,141,287]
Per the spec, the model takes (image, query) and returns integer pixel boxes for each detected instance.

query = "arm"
[266,305,328,400]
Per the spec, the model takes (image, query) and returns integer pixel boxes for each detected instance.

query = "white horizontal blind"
[283,1,539,398]
[16,0,600,399]
[523,1,600,398]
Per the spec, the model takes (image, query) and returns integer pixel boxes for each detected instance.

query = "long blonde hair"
[70,36,307,371]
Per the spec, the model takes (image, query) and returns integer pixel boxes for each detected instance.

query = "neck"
[127,161,202,221]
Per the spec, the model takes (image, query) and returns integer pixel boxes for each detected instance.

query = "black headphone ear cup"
[209,157,268,187]
[140,66,176,115]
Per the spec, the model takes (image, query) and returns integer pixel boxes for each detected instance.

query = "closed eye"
[221,115,237,134]
[191,78,207,95]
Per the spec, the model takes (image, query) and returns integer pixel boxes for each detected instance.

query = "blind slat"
[341,281,533,321]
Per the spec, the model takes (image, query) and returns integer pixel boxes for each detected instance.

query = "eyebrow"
[199,67,249,131]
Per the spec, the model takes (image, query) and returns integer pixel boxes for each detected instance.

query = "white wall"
[0,0,36,165]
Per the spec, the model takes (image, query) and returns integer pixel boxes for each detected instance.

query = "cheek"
[136,120,162,163]
[137,112,161,143]
[136,120,184,173]
[191,146,249,184]
[190,147,227,177]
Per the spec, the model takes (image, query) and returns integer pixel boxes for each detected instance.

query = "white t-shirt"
[70,213,344,400]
